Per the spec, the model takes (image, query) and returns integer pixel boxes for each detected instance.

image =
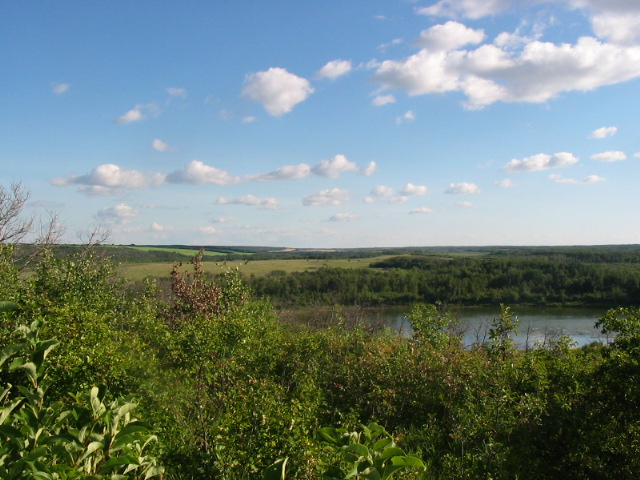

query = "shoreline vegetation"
[4,242,640,478]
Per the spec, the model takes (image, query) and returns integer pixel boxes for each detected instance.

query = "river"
[375,305,609,348]
[282,305,611,348]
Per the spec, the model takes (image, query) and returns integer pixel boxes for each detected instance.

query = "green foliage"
[406,303,456,348]
[317,422,426,479]
[0,321,163,479]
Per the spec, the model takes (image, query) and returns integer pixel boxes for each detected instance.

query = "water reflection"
[382,306,610,348]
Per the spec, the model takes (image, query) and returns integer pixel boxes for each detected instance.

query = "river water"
[282,305,611,348]
[376,306,610,348]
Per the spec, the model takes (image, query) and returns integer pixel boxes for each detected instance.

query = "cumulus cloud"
[52,164,166,195]
[242,67,314,116]
[409,207,433,214]
[389,196,409,204]
[495,178,516,188]
[371,185,393,197]
[414,21,485,51]
[445,182,480,194]
[167,160,240,185]
[418,0,512,19]
[114,104,159,124]
[199,226,217,234]
[115,108,144,124]
[503,152,579,172]
[151,222,173,232]
[52,83,70,94]
[396,111,416,124]
[360,161,377,176]
[371,94,396,106]
[312,154,358,178]
[635,152,640,159]
[97,203,138,224]
[152,138,176,152]
[303,188,350,206]
[211,216,234,223]
[372,25,640,109]
[549,173,606,184]
[166,87,187,97]
[457,201,474,207]
[589,126,617,139]
[249,163,311,182]
[242,116,256,124]
[399,183,429,195]
[216,195,279,209]
[329,213,358,222]
[591,150,627,162]
[317,59,352,80]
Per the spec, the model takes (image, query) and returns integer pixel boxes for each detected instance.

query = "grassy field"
[123,246,227,257]
[119,255,394,282]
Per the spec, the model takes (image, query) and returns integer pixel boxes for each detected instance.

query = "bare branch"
[0,182,33,244]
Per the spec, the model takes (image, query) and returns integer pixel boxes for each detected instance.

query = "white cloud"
[167,160,240,185]
[115,108,144,124]
[371,94,396,106]
[399,183,429,195]
[52,164,166,194]
[414,21,485,51]
[635,152,640,159]
[396,111,416,124]
[495,178,516,188]
[199,226,217,234]
[216,195,279,209]
[371,185,393,197]
[152,138,175,152]
[390,196,409,204]
[591,150,626,162]
[211,216,234,223]
[303,188,350,206]
[249,163,311,182]
[242,67,314,116]
[445,182,481,194]
[457,201,474,207]
[97,203,138,224]
[151,222,173,232]
[166,87,187,97]
[373,29,640,109]
[317,59,352,80]
[52,83,70,94]
[418,0,512,19]
[589,126,617,139]
[312,154,358,178]
[242,116,256,124]
[549,173,606,184]
[409,207,433,214]
[329,213,358,222]
[503,152,579,172]
[360,161,377,176]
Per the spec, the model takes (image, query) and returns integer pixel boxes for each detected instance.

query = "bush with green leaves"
[0,320,163,479]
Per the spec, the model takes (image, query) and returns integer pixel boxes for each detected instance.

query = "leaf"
[318,427,346,446]
[262,457,288,480]
[0,398,22,425]
[379,447,405,461]
[390,455,426,468]
[344,443,369,459]
[77,440,105,464]
[0,342,26,367]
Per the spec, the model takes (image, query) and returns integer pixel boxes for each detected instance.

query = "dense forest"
[248,253,640,307]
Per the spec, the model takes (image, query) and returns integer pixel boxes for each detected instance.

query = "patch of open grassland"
[119,255,395,282]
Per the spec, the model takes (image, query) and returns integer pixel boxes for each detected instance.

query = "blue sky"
[2,0,639,247]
